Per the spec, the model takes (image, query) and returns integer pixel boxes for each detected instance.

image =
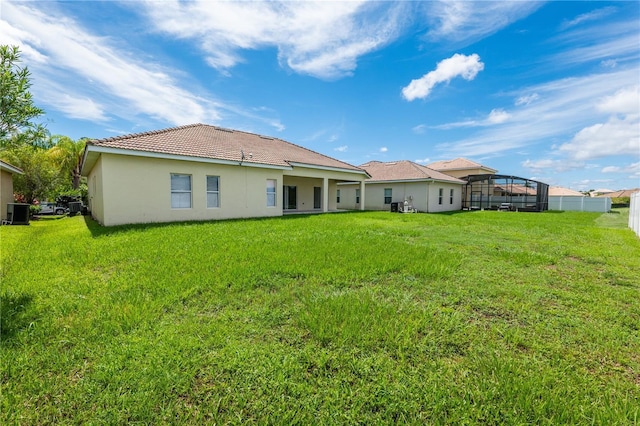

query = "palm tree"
[47,135,87,189]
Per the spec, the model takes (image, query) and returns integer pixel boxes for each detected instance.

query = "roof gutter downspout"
[426,181,430,213]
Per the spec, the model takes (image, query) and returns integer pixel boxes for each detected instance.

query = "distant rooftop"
[549,186,584,196]
[427,157,497,173]
[359,160,465,183]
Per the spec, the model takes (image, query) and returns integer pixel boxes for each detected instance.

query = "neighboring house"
[591,188,615,197]
[337,160,465,213]
[0,159,23,222]
[427,157,497,179]
[549,186,584,197]
[80,124,368,226]
[595,189,640,198]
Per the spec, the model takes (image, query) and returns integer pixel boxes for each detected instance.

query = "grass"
[1,210,639,424]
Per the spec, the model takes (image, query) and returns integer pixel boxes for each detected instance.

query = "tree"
[0,145,59,203]
[48,135,87,189]
[0,45,45,146]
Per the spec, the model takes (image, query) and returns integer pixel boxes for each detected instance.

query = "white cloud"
[432,108,510,129]
[515,93,539,106]
[559,114,639,160]
[597,85,639,114]
[487,109,510,124]
[415,157,430,164]
[601,166,620,173]
[522,159,585,173]
[558,86,640,161]
[334,145,348,152]
[560,6,617,30]
[401,53,484,101]
[551,19,640,67]
[379,147,388,153]
[46,93,108,122]
[1,2,220,127]
[424,1,542,45]
[434,67,640,158]
[412,124,427,134]
[136,1,408,80]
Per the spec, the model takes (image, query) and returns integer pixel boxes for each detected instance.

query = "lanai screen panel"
[462,174,549,211]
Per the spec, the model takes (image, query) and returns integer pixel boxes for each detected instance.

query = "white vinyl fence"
[548,196,611,212]
[629,191,640,237]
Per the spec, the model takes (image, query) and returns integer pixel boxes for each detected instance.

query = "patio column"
[360,180,365,211]
[323,177,329,212]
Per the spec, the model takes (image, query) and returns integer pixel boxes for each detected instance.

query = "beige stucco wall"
[338,180,462,213]
[1,170,14,221]
[91,153,285,226]
[426,182,462,213]
[283,167,365,212]
[87,155,105,225]
[282,176,323,211]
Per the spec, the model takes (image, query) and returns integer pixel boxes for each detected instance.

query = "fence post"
[629,192,640,237]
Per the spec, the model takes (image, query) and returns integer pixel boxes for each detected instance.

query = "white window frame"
[450,188,454,205]
[384,188,392,204]
[356,188,361,204]
[438,188,443,205]
[171,174,192,209]
[207,175,220,208]
[337,189,341,204]
[266,179,277,207]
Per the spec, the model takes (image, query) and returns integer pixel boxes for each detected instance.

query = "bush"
[611,197,630,208]
[29,204,41,217]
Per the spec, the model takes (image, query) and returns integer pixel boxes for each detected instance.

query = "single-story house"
[427,157,497,179]
[80,124,368,226]
[0,159,23,222]
[337,160,466,213]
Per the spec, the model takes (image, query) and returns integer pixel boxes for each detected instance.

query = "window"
[207,176,220,208]
[450,188,454,205]
[438,188,443,205]
[356,188,361,204]
[171,174,192,208]
[336,189,341,203]
[266,179,277,207]
[384,188,392,204]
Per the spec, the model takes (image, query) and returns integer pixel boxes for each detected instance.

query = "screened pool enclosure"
[462,174,549,212]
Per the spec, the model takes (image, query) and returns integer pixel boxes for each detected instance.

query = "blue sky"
[2,1,639,191]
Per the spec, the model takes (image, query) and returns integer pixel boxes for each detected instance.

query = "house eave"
[359,178,465,185]
[81,145,292,176]
[0,161,24,175]
[287,161,369,177]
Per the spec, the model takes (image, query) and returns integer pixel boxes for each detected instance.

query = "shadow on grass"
[1,292,35,344]
[82,212,335,237]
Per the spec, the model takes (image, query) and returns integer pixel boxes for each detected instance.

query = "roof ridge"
[91,123,206,144]
[405,160,433,178]
[277,137,365,171]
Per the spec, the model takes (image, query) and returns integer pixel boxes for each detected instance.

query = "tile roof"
[85,123,364,172]
[494,183,537,195]
[359,160,466,183]
[549,186,584,196]
[427,157,497,172]
[595,188,640,198]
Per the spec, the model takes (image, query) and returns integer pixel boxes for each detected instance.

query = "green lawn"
[2,210,639,424]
